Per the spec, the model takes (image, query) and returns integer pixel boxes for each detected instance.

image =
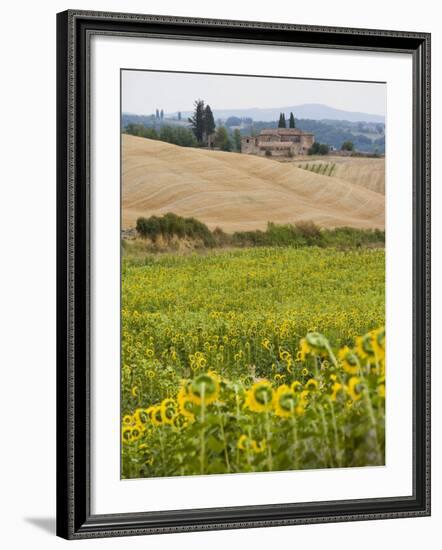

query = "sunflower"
[131,385,138,397]
[305,378,319,392]
[145,406,156,422]
[177,381,196,421]
[298,339,310,361]
[291,381,302,393]
[299,390,310,408]
[330,381,345,402]
[172,414,188,430]
[299,332,330,360]
[372,327,386,361]
[160,398,178,425]
[348,377,365,401]
[245,380,274,413]
[134,408,150,425]
[237,434,266,454]
[150,405,163,427]
[237,434,249,451]
[261,338,271,351]
[121,426,133,444]
[355,332,376,363]
[338,346,360,375]
[377,378,386,399]
[130,424,143,441]
[279,349,291,362]
[179,398,196,421]
[122,414,134,426]
[251,439,267,454]
[189,372,220,406]
[274,384,303,417]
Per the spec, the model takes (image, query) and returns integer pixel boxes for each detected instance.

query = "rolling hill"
[295,157,385,195]
[122,135,384,232]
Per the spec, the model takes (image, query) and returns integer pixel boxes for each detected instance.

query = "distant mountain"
[169,103,385,124]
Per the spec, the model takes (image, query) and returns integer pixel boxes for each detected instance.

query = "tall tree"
[289,112,296,128]
[214,126,231,151]
[188,99,206,144]
[160,109,164,120]
[203,104,216,137]
[278,113,286,128]
[233,129,242,152]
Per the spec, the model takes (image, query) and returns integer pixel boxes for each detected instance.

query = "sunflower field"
[121,247,385,478]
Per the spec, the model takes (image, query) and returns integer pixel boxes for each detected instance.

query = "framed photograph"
[56,10,431,539]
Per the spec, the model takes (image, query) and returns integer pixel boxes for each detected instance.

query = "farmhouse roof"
[259,128,313,136]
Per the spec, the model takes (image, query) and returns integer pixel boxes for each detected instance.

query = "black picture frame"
[56,9,431,540]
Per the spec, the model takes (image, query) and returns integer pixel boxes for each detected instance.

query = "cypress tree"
[278,113,286,128]
[188,99,206,144]
[289,112,296,128]
[203,105,216,138]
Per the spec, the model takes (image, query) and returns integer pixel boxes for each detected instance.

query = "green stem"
[199,383,206,475]
[328,397,342,468]
[317,404,332,467]
[177,453,185,476]
[290,410,299,469]
[263,396,273,471]
[217,403,231,473]
[326,344,338,368]
[363,387,383,464]
[158,428,166,472]
[246,426,253,468]
[234,384,241,471]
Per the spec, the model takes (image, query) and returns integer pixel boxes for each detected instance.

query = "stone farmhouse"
[241,128,315,157]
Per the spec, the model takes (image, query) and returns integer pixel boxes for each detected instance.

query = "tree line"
[125,99,243,152]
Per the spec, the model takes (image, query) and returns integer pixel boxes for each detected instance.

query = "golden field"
[122,135,385,232]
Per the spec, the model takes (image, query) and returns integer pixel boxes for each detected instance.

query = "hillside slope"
[122,135,385,232]
[295,156,385,195]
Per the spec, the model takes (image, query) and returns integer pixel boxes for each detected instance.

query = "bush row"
[134,214,385,250]
[125,124,198,147]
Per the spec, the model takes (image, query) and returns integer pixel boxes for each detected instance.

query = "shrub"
[341,140,355,151]
[136,213,215,247]
[295,220,323,242]
[136,216,161,241]
[308,142,329,155]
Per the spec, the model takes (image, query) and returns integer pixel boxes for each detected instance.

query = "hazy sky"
[122,70,386,116]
